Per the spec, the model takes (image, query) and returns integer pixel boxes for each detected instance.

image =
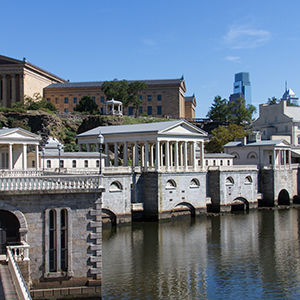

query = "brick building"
[44,77,196,119]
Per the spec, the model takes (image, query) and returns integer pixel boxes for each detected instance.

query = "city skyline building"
[229,72,252,106]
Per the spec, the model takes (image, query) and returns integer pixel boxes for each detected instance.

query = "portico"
[77,120,207,172]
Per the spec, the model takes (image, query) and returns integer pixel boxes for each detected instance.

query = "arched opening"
[166,179,177,189]
[109,181,123,192]
[190,178,200,188]
[231,197,249,212]
[278,189,290,205]
[171,202,196,218]
[0,210,20,254]
[102,209,117,226]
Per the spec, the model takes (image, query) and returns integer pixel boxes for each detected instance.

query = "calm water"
[102,208,300,299]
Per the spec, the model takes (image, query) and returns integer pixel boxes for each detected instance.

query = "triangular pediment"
[0,128,40,142]
[0,55,23,65]
[159,121,207,136]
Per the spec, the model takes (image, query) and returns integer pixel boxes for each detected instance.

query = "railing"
[0,170,43,177]
[6,246,32,300]
[10,242,30,261]
[0,175,103,192]
[208,165,258,171]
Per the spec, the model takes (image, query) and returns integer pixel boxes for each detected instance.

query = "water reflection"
[102,209,300,299]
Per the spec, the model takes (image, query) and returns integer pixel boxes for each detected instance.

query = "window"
[96,160,100,168]
[226,177,234,185]
[109,181,123,192]
[101,96,105,103]
[275,116,278,122]
[165,179,176,189]
[64,97,68,104]
[275,127,278,133]
[231,152,240,159]
[244,176,253,184]
[298,136,300,144]
[285,126,288,132]
[220,160,223,166]
[139,95,142,101]
[213,160,216,166]
[157,94,161,101]
[227,160,230,166]
[49,210,56,272]
[157,106,162,115]
[148,95,152,101]
[247,152,258,159]
[84,160,88,168]
[72,160,76,168]
[46,98,50,102]
[73,97,77,104]
[190,178,200,188]
[55,98,59,104]
[32,161,35,167]
[60,210,68,271]
[206,160,208,166]
[64,108,69,114]
[47,160,51,168]
[263,131,266,136]
[92,97,95,102]
[100,107,103,114]
[60,160,64,168]
[147,106,152,115]
[128,107,133,115]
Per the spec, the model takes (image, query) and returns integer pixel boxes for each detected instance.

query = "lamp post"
[42,148,45,171]
[97,133,104,175]
[57,143,62,172]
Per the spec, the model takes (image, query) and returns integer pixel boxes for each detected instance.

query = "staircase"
[0,261,18,299]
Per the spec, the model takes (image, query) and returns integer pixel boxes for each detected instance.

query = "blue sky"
[2,0,300,118]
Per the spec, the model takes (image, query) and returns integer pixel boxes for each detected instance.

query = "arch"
[109,181,123,192]
[165,179,177,189]
[226,177,234,185]
[231,152,240,159]
[102,208,117,226]
[278,189,290,205]
[231,197,249,212]
[244,176,253,184]
[171,202,196,218]
[247,152,258,159]
[190,178,200,188]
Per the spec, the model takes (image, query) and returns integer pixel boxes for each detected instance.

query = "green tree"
[206,96,229,121]
[268,97,279,105]
[101,79,147,115]
[228,98,256,125]
[205,124,246,153]
[73,95,98,114]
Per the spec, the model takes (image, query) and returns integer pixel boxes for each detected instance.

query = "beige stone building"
[44,77,196,119]
[0,55,66,107]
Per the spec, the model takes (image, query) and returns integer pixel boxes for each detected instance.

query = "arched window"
[244,176,253,184]
[109,181,123,192]
[60,209,68,271]
[231,152,240,159]
[49,210,56,272]
[190,178,200,188]
[247,152,258,159]
[226,177,234,185]
[165,179,176,189]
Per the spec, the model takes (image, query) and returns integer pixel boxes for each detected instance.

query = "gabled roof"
[77,120,207,138]
[223,139,290,148]
[0,127,41,143]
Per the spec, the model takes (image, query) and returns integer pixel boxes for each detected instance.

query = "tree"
[206,96,229,121]
[205,124,246,153]
[73,95,98,114]
[268,97,279,105]
[101,79,148,115]
[228,98,256,125]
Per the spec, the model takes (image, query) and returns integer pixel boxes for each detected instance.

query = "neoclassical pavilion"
[103,99,123,116]
[0,128,41,170]
[76,120,207,172]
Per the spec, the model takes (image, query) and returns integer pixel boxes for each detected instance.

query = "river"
[102,208,300,299]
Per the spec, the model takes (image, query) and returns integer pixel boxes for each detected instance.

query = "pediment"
[0,128,40,142]
[159,121,207,137]
[0,55,22,65]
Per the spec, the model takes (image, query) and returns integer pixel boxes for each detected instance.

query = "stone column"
[144,141,149,171]
[179,142,183,167]
[160,142,164,167]
[134,141,139,166]
[150,143,154,167]
[105,143,109,167]
[156,141,160,171]
[200,141,205,169]
[169,142,173,167]
[273,149,276,166]
[19,74,23,102]
[87,144,91,152]
[8,143,13,170]
[11,74,16,105]
[184,141,188,170]
[141,143,145,167]
[114,142,118,167]
[175,141,179,171]
[193,142,196,171]
[2,74,7,108]
[35,145,39,170]
[23,144,27,170]
[166,141,170,171]
[78,144,82,152]
[124,141,128,166]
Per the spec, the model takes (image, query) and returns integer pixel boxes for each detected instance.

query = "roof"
[77,120,207,138]
[204,153,235,158]
[223,139,290,148]
[0,127,41,141]
[45,78,185,90]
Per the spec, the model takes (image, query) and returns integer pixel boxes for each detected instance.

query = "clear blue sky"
[2,0,300,118]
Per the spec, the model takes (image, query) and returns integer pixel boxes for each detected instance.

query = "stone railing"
[9,242,30,261]
[6,245,32,300]
[0,169,43,177]
[208,165,258,172]
[0,175,103,192]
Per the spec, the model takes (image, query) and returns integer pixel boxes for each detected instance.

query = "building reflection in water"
[102,210,300,299]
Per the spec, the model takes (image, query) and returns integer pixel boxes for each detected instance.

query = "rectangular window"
[72,160,76,168]
[298,137,300,144]
[96,160,100,168]
[46,98,50,102]
[32,160,35,167]
[64,97,68,104]
[73,97,77,104]
[148,95,152,101]
[84,160,88,168]
[220,160,223,166]
[60,160,64,168]
[101,96,105,103]
[147,106,152,115]
[157,94,161,101]
[60,210,68,271]
[157,106,162,115]
[227,160,230,166]
[129,107,133,115]
[47,160,51,168]
[206,160,208,166]
[92,97,95,102]
[139,95,142,101]
[64,108,69,114]
[55,98,59,104]
[49,210,57,272]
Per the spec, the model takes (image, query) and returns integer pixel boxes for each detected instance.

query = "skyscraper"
[229,72,252,106]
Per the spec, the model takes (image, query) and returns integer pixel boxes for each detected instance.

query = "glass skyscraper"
[229,72,252,106]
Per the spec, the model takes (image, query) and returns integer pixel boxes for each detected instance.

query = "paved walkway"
[0,263,18,299]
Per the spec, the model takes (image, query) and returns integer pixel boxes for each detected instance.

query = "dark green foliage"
[267,97,279,105]
[64,144,78,152]
[206,96,229,121]
[73,95,99,114]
